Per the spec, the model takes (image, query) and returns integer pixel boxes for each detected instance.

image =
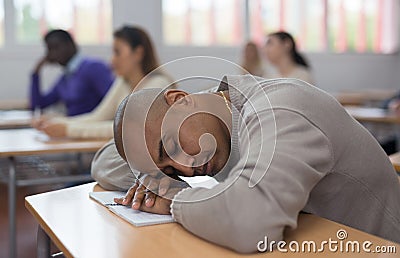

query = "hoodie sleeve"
[171,109,333,253]
[91,139,136,191]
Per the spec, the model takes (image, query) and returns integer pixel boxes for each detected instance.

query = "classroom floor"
[0,154,94,257]
[0,183,60,258]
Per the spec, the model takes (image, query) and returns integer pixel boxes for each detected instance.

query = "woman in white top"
[36,26,173,139]
[263,31,314,84]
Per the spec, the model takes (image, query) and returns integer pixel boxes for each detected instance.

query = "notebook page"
[110,206,174,227]
[89,191,174,227]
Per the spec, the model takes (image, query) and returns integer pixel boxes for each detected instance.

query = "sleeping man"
[92,75,400,253]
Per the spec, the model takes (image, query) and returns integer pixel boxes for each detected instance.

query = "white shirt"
[59,74,172,139]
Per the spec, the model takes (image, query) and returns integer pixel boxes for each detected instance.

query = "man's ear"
[163,89,193,107]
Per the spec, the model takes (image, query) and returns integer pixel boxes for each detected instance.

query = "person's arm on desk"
[172,110,333,253]
[115,110,333,253]
[114,173,189,213]
[114,178,186,215]
[91,140,136,191]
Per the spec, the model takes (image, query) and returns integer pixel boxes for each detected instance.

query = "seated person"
[263,31,314,84]
[35,26,173,139]
[94,75,400,253]
[379,93,400,155]
[30,29,114,116]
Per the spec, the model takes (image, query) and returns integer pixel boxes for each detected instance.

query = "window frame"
[0,0,113,56]
[160,0,400,55]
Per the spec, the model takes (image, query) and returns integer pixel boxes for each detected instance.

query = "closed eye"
[163,166,181,179]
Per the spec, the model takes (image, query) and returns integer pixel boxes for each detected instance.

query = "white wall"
[1,0,399,100]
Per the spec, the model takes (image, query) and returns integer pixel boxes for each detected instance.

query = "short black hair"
[44,29,75,44]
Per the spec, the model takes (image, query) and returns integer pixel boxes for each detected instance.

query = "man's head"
[114,88,232,179]
[44,29,77,66]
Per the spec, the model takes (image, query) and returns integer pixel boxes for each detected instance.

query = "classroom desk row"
[1,104,399,257]
[25,182,400,258]
[1,106,398,130]
[334,89,396,106]
[0,128,108,258]
[0,110,32,129]
[389,152,400,173]
[345,106,400,124]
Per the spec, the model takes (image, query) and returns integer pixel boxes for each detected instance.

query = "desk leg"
[37,226,51,258]
[77,153,83,173]
[8,157,16,258]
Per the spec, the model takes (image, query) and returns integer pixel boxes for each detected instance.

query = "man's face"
[125,92,231,179]
[45,38,73,66]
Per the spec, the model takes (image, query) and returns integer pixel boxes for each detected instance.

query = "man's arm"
[171,109,334,253]
[91,139,136,191]
[30,73,61,110]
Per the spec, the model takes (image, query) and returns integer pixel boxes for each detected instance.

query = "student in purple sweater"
[30,29,114,116]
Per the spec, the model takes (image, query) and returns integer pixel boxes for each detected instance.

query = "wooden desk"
[25,183,399,258]
[0,99,28,110]
[0,129,107,258]
[335,89,396,106]
[0,110,32,129]
[345,106,400,124]
[389,152,400,172]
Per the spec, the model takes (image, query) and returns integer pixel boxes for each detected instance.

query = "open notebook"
[89,191,175,227]
[89,176,218,227]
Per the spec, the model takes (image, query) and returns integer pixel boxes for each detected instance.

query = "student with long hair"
[36,26,173,139]
[264,31,314,84]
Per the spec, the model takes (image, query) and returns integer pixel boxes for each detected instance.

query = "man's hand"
[114,175,189,214]
[40,122,67,138]
[34,56,49,74]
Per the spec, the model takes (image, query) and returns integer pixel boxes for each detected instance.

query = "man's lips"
[201,161,213,176]
[192,161,211,176]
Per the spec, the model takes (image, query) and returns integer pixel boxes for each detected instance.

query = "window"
[327,0,398,53]
[14,0,112,45]
[163,0,399,54]
[162,0,244,46]
[249,0,326,51]
[0,0,112,47]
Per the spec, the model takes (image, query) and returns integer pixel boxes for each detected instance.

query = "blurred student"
[37,26,173,139]
[240,41,265,77]
[382,92,400,115]
[379,93,400,154]
[30,29,114,116]
[263,31,314,84]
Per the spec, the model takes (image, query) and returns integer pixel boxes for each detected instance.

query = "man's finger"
[132,184,146,210]
[114,181,139,205]
[144,192,156,207]
[158,176,171,196]
[142,178,158,208]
